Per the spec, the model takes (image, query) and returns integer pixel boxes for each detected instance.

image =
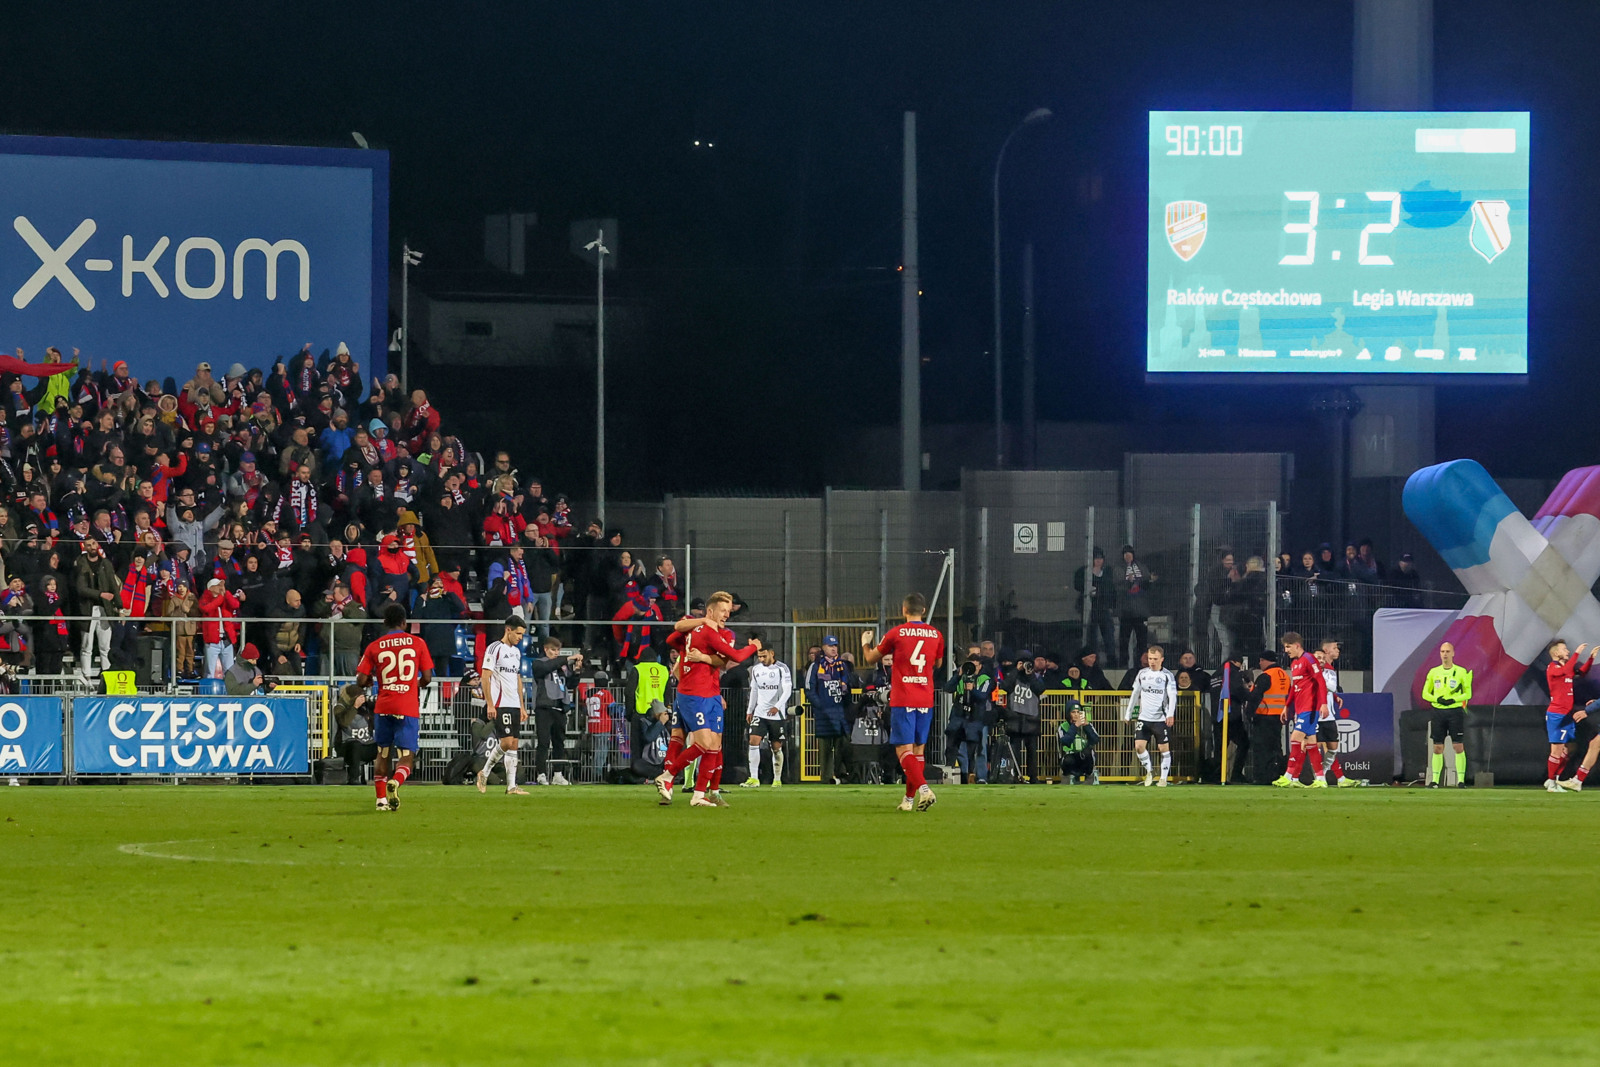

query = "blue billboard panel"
[1335,692,1396,783]
[0,696,63,775]
[0,136,388,388]
[73,695,310,775]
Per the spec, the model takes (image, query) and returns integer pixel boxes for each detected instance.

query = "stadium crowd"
[1073,541,1428,671]
[0,345,677,682]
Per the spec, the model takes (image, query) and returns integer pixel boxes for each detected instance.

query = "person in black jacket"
[413,575,467,674]
[423,490,474,574]
[1072,548,1117,662]
[520,530,560,639]
[1073,647,1113,690]
[529,635,584,786]
[996,651,1045,783]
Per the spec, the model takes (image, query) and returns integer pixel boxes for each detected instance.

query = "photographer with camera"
[995,650,1044,783]
[530,636,584,786]
[332,682,377,784]
[848,658,892,783]
[1058,701,1100,784]
[943,651,995,784]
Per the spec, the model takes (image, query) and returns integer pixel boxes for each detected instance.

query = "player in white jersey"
[1316,639,1364,786]
[1123,644,1177,786]
[476,614,530,795]
[742,645,793,787]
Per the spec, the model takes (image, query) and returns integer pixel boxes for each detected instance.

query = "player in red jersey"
[656,591,761,807]
[1544,638,1596,791]
[355,603,435,811]
[1273,632,1328,789]
[861,592,945,812]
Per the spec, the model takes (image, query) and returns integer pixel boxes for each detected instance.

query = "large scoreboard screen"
[1147,111,1529,378]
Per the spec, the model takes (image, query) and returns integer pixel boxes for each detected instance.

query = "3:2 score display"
[1279,192,1401,267]
[1164,124,1243,156]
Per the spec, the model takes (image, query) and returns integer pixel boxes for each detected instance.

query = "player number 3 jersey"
[1124,668,1176,722]
[874,622,945,708]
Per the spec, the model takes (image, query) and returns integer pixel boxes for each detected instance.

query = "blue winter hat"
[643,585,660,600]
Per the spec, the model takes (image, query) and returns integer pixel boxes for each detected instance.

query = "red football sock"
[1327,754,1343,780]
[694,751,717,793]
[391,765,410,787]
[1285,742,1304,778]
[665,736,684,769]
[1306,745,1325,777]
[374,776,387,802]
[710,750,724,791]
[1548,756,1564,781]
[667,743,703,776]
[902,753,927,796]
[1579,765,1591,783]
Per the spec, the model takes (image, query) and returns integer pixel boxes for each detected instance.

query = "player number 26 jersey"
[358,631,434,718]
[875,623,945,708]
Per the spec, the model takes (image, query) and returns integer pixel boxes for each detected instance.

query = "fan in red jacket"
[197,578,242,678]
[482,496,527,548]
[402,391,441,454]
[612,587,665,662]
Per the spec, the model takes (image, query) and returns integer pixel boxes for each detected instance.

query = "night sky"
[0,1,1589,495]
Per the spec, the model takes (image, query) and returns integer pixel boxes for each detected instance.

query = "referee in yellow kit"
[1421,641,1472,788]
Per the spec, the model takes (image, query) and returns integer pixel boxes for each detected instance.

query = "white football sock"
[1160,752,1171,782]
[748,743,761,777]
[773,749,784,783]
[503,748,518,788]
[1138,750,1153,775]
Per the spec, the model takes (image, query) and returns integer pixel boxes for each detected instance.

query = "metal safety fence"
[789,688,1204,784]
[7,674,1205,787]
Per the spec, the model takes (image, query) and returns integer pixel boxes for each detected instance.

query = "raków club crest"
[1165,200,1207,262]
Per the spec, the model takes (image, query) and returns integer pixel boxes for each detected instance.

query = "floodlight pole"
[991,107,1051,469]
[586,229,611,524]
[400,244,423,392]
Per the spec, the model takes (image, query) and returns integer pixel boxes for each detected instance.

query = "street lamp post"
[991,107,1051,469]
[400,244,422,392]
[585,228,611,524]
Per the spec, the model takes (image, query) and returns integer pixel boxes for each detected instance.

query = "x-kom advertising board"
[1148,112,1528,379]
[0,135,388,386]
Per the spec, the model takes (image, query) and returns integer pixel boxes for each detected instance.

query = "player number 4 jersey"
[357,631,434,718]
[875,623,945,708]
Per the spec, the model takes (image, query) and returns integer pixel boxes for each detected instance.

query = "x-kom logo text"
[10,216,311,311]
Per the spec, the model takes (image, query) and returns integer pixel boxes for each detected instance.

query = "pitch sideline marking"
[118,840,301,865]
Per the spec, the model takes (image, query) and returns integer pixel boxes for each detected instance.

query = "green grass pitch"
[4,782,1596,1065]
